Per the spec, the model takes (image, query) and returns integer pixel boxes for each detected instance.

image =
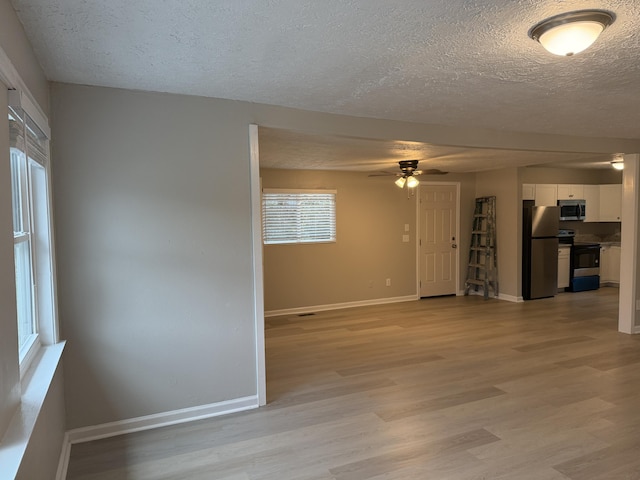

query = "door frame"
[250,129,640,407]
[416,182,462,298]
[249,124,266,406]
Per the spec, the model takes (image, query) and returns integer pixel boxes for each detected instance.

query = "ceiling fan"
[369,160,448,188]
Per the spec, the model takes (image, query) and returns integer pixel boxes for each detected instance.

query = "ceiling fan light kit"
[529,10,614,56]
[369,160,447,190]
[395,160,421,189]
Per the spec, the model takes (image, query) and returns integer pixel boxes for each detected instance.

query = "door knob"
[452,244,457,248]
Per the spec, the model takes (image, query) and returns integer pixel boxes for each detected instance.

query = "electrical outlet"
[402,235,410,243]
[386,278,391,287]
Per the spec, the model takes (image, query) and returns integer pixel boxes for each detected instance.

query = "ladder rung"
[472,230,487,234]
[468,263,485,268]
[466,279,485,286]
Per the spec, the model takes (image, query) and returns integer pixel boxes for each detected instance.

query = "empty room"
[1,1,640,479]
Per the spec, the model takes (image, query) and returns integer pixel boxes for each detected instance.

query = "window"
[262,189,336,245]
[9,104,55,366]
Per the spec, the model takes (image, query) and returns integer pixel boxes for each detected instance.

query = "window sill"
[0,341,65,479]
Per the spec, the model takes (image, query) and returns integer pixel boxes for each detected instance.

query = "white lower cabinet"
[558,245,571,289]
[600,245,621,285]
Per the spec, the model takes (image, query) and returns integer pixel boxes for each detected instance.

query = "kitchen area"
[522,181,621,300]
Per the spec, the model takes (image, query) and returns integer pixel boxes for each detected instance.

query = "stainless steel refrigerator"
[522,201,559,300]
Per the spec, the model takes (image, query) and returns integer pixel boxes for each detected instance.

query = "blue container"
[569,275,600,292]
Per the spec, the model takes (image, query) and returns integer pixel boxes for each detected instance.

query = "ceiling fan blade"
[416,169,448,175]
[368,171,401,177]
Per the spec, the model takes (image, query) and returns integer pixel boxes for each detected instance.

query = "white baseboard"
[499,293,523,303]
[56,395,258,480]
[464,289,522,303]
[265,295,419,317]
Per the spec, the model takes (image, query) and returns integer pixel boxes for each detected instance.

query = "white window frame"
[8,90,58,376]
[262,189,337,245]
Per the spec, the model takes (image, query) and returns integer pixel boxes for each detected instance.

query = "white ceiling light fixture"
[529,10,615,56]
[611,159,624,170]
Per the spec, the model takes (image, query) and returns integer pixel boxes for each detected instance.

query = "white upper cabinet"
[557,184,584,200]
[522,184,535,201]
[523,183,622,222]
[600,184,622,222]
[583,185,600,222]
[534,184,558,206]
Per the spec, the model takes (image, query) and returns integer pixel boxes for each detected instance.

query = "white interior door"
[419,184,458,297]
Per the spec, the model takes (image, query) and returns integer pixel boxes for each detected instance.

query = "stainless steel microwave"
[558,199,586,221]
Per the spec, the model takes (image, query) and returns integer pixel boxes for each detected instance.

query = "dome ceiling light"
[611,159,624,170]
[529,10,615,56]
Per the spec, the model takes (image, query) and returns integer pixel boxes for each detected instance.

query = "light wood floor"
[67,288,640,480]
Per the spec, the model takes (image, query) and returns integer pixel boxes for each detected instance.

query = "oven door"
[572,245,599,277]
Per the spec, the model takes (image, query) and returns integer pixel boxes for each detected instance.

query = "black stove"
[568,242,600,292]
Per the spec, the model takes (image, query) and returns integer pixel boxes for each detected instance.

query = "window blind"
[262,190,336,245]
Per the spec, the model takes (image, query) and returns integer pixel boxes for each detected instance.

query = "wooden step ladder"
[464,196,499,299]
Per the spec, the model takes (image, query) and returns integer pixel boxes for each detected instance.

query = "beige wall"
[261,170,479,312]
[0,83,20,444]
[476,168,520,299]
[16,366,66,480]
[0,3,64,479]
[0,0,49,115]
[261,169,417,312]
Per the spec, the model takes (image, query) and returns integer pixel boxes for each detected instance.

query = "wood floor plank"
[67,287,640,480]
[329,428,500,480]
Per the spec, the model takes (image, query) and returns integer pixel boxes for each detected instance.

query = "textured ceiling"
[258,127,621,172]
[11,0,640,141]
